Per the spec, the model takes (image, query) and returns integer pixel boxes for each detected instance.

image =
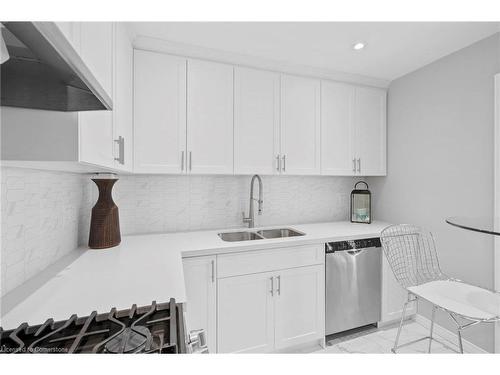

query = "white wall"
[369,33,500,352]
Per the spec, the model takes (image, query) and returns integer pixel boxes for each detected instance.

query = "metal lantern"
[350,181,371,224]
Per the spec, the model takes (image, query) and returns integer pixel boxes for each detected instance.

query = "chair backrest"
[380,224,447,288]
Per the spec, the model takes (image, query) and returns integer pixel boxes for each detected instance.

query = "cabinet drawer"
[217,244,324,278]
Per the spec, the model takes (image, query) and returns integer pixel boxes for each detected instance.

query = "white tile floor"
[315,320,462,354]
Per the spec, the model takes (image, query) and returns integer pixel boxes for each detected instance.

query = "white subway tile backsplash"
[100,174,356,234]
[1,167,91,296]
[2,167,356,296]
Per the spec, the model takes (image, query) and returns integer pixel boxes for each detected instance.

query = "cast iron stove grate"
[0,299,186,354]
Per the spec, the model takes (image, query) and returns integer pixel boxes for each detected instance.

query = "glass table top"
[445,216,500,236]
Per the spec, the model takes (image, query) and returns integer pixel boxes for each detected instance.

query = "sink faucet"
[242,174,263,228]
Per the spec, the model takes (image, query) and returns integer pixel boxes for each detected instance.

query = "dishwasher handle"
[346,249,364,256]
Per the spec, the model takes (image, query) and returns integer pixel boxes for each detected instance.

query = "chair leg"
[392,295,412,353]
[457,327,464,354]
[448,312,479,354]
[428,305,437,353]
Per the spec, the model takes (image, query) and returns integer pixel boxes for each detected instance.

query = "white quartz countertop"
[1,220,390,329]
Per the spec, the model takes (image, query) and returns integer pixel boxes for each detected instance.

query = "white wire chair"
[380,224,500,353]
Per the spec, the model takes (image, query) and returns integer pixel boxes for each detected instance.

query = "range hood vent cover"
[1,22,112,112]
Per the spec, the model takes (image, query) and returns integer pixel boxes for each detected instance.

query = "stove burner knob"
[188,329,209,354]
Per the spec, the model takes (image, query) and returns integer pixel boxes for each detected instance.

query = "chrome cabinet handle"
[352,158,356,172]
[189,151,192,171]
[181,151,185,171]
[211,260,215,283]
[282,155,286,172]
[270,277,274,296]
[357,158,361,173]
[277,275,281,295]
[114,136,124,165]
[276,155,280,172]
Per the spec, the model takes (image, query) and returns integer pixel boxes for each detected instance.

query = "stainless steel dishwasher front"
[325,238,382,336]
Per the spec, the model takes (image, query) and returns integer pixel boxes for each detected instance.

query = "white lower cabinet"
[182,256,217,353]
[274,265,324,349]
[217,261,324,353]
[218,271,276,353]
[182,242,397,353]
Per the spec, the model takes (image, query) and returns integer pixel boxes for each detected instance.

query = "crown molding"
[133,35,390,89]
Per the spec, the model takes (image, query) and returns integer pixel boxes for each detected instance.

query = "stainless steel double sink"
[218,228,305,242]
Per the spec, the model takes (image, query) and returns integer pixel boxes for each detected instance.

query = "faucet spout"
[243,175,263,228]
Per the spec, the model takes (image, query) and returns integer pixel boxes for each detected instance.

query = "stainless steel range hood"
[1,22,112,111]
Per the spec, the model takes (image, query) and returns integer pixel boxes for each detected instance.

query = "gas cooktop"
[0,299,186,354]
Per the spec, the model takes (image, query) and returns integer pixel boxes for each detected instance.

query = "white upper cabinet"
[134,51,187,173]
[187,59,234,174]
[2,27,388,175]
[280,74,321,175]
[78,110,114,168]
[130,50,385,177]
[55,22,81,51]
[321,81,387,176]
[112,23,133,171]
[1,22,133,173]
[79,22,113,97]
[321,81,356,175]
[234,67,280,175]
[354,87,387,176]
[78,22,114,168]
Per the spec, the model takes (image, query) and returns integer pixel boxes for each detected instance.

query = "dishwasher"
[325,238,382,336]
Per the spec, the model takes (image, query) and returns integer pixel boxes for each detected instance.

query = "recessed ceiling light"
[353,42,365,51]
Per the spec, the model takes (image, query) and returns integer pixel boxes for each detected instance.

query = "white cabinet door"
[183,256,217,353]
[112,24,133,171]
[78,111,114,168]
[354,87,387,176]
[133,51,187,173]
[187,59,234,174]
[218,272,275,353]
[280,74,321,175]
[78,22,114,168]
[55,22,80,51]
[79,22,113,96]
[274,265,324,349]
[234,67,280,175]
[321,81,356,176]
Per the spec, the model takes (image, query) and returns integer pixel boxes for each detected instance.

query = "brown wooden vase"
[88,177,121,249]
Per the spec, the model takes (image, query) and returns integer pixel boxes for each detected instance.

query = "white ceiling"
[130,22,500,81]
